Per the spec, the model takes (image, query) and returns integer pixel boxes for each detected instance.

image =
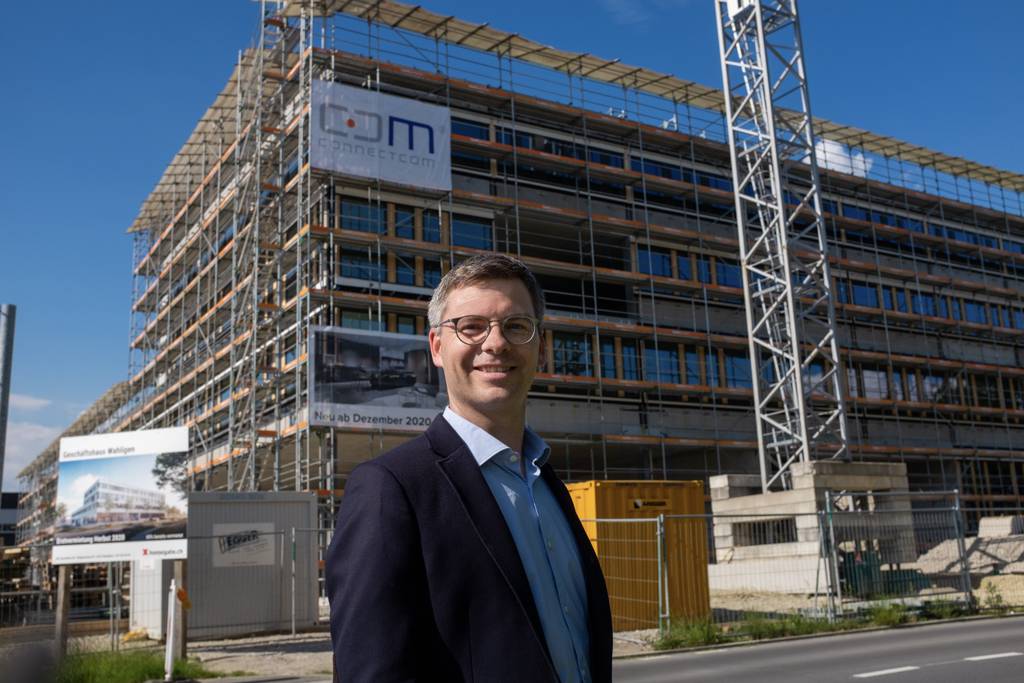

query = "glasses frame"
[436,314,541,346]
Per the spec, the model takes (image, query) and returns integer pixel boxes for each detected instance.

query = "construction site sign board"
[310,80,452,192]
[308,326,446,431]
[52,427,190,565]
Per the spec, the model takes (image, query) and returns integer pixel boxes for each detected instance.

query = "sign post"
[54,564,71,659]
[173,560,187,661]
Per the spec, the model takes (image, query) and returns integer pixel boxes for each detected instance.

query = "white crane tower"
[714,0,849,492]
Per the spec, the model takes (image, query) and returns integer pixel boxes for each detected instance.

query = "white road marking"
[853,666,921,678]
[963,652,1023,662]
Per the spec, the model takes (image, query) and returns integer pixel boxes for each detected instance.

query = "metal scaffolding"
[109,0,1024,545]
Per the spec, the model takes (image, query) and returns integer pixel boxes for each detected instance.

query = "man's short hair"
[427,254,546,328]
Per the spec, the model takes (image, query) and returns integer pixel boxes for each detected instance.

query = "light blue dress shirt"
[443,407,591,683]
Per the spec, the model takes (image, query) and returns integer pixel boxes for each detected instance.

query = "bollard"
[164,578,177,682]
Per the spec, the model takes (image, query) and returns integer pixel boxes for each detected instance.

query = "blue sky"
[1,1,1021,490]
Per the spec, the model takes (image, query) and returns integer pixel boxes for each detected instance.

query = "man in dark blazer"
[327,254,612,682]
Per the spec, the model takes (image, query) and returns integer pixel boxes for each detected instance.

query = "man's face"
[429,278,541,422]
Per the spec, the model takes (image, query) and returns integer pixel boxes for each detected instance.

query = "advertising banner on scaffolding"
[308,326,446,431]
[310,79,452,192]
[52,427,190,564]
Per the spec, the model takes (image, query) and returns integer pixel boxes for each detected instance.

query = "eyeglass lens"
[454,316,536,344]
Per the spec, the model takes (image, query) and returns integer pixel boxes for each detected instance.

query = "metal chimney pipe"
[0,304,17,493]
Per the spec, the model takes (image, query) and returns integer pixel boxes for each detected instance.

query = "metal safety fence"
[586,502,1024,636]
[2,506,1022,650]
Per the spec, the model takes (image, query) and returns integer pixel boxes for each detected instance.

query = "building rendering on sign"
[68,480,165,528]
[104,0,1024,537]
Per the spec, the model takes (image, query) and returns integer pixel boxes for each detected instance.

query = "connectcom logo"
[311,80,452,192]
[320,104,436,154]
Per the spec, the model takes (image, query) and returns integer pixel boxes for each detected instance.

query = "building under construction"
[114,0,1024,534]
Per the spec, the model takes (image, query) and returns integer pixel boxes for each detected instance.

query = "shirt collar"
[443,406,550,468]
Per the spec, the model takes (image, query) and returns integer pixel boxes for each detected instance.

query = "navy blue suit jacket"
[326,415,613,682]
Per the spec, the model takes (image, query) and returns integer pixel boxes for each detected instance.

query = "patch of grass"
[653,618,727,650]
[920,600,967,620]
[743,613,851,640]
[868,602,910,627]
[56,650,221,683]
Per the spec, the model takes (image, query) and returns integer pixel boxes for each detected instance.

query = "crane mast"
[714,0,849,491]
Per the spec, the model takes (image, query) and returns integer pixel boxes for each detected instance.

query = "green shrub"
[921,600,966,620]
[982,583,1008,615]
[868,602,910,627]
[743,613,841,640]
[654,618,727,650]
[56,650,220,683]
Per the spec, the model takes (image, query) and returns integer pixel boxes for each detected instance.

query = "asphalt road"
[613,616,1024,682]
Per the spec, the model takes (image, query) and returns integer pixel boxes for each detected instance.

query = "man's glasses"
[436,315,540,346]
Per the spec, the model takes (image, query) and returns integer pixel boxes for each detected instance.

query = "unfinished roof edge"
[280,0,1022,193]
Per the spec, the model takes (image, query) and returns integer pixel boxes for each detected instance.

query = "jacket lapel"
[427,417,552,665]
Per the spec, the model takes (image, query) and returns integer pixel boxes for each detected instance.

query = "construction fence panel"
[0,552,132,652]
[825,507,970,613]
[580,518,663,632]
[962,507,1024,610]
[684,513,835,627]
[294,527,332,626]
[182,528,320,640]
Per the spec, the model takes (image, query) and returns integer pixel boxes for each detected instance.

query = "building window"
[911,292,936,317]
[921,373,944,401]
[423,212,441,243]
[423,260,442,288]
[395,254,415,285]
[600,338,616,379]
[716,258,742,288]
[395,207,415,239]
[637,245,672,277]
[452,215,492,249]
[341,252,382,281]
[552,332,592,376]
[861,366,889,399]
[630,157,683,181]
[724,350,752,388]
[852,281,879,308]
[341,309,379,330]
[621,340,639,380]
[452,118,489,140]
[644,344,680,384]
[895,289,908,313]
[964,301,988,325]
[677,253,693,281]
[835,278,849,304]
[685,349,701,384]
[696,255,713,284]
[496,127,532,148]
[341,200,384,234]
[891,369,905,401]
[706,350,720,387]
[396,315,416,335]
[589,148,624,168]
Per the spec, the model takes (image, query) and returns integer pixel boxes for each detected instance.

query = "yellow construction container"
[567,480,710,631]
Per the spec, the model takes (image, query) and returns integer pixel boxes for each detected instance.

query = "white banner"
[310,80,452,191]
[53,539,187,565]
[53,427,190,565]
[308,326,446,432]
[212,522,277,568]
